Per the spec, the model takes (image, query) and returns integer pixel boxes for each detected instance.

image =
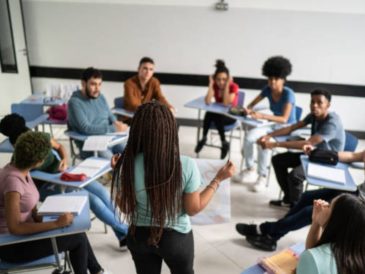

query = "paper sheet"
[70,158,110,178]
[307,162,346,184]
[38,196,88,216]
[82,135,114,151]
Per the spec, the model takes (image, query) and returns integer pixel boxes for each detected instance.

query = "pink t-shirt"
[213,82,239,107]
[0,164,39,233]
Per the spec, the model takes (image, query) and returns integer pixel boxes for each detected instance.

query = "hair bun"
[215,59,226,69]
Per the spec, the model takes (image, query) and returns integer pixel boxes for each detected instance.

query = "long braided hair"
[111,101,182,245]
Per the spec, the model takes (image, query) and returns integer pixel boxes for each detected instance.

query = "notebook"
[307,162,346,184]
[38,196,88,216]
[259,248,299,274]
[70,158,110,178]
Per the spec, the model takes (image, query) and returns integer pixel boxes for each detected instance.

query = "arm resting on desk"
[253,102,293,124]
[5,192,72,235]
[338,150,365,163]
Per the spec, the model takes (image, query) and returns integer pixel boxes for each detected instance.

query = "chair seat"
[0,253,63,270]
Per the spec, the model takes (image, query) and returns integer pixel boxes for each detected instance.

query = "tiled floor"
[1,126,364,274]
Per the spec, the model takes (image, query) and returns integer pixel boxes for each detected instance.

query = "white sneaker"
[232,169,257,183]
[251,176,267,192]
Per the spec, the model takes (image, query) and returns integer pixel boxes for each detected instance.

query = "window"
[0,0,18,73]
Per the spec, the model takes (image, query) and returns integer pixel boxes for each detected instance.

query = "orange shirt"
[123,75,172,111]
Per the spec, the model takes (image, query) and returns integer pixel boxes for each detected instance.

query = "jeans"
[243,125,274,176]
[260,188,344,240]
[85,181,128,240]
[38,181,128,241]
[0,233,101,274]
[272,152,305,203]
[201,112,236,144]
[127,227,194,274]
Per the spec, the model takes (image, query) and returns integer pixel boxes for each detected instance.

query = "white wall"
[23,0,365,131]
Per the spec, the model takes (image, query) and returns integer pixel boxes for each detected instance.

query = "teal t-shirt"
[297,244,337,274]
[134,154,201,233]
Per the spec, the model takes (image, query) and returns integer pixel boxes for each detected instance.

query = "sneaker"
[269,199,292,208]
[195,138,207,154]
[236,223,259,237]
[119,237,128,251]
[246,235,277,251]
[242,168,257,183]
[251,176,267,192]
[220,141,230,159]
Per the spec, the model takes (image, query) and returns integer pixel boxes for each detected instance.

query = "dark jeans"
[202,111,236,143]
[127,227,194,274]
[260,188,345,240]
[0,233,101,274]
[272,152,305,204]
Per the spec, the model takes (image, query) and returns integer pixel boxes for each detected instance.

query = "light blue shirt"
[133,154,201,233]
[303,112,345,151]
[67,90,116,135]
[297,244,337,274]
[260,85,297,124]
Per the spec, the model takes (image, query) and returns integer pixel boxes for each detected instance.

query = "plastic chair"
[344,131,358,152]
[198,91,245,159]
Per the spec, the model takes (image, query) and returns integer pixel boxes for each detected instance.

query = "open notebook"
[38,196,88,216]
[70,158,110,178]
[307,162,346,184]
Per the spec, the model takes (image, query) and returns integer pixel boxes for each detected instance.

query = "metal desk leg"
[51,237,63,273]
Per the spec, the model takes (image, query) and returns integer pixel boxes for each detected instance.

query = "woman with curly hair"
[195,60,240,159]
[111,101,235,274]
[233,56,297,192]
[297,194,365,274]
[0,131,108,274]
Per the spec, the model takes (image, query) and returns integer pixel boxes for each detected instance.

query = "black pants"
[202,112,236,143]
[261,188,344,240]
[0,233,101,274]
[127,227,194,274]
[272,152,305,204]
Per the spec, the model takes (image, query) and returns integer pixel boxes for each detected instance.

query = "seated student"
[297,194,365,274]
[235,149,365,251]
[258,89,344,206]
[0,131,108,274]
[124,57,174,112]
[0,113,128,249]
[233,56,296,192]
[111,102,235,274]
[195,60,239,159]
[68,67,128,159]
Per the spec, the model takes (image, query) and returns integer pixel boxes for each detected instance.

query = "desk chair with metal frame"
[197,91,245,159]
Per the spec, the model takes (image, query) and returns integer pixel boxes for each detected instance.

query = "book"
[38,196,88,216]
[259,248,299,274]
[70,158,110,178]
[307,162,346,184]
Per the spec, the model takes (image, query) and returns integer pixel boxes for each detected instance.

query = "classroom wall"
[22,0,365,133]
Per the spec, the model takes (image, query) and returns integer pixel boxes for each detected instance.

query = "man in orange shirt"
[124,57,174,112]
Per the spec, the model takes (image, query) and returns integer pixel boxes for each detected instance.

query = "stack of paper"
[38,196,88,216]
[307,162,346,184]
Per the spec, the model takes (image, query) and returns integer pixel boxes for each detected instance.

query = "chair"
[197,91,245,159]
[64,130,88,165]
[112,97,135,118]
[11,103,47,130]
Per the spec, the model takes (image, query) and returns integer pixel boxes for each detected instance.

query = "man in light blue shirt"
[68,67,128,159]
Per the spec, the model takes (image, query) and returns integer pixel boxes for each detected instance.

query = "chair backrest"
[344,131,358,152]
[11,103,44,122]
[114,97,124,109]
[237,90,245,107]
[295,106,303,122]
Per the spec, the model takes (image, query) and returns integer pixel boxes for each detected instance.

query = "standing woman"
[234,56,296,192]
[195,60,239,159]
[111,102,235,274]
[297,194,365,274]
[0,131,107,274]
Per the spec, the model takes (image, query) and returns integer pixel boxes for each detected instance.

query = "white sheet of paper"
[38,196,88,216]
[307,162,346,184]
[82,135,114,151]
[70,158,110,178]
